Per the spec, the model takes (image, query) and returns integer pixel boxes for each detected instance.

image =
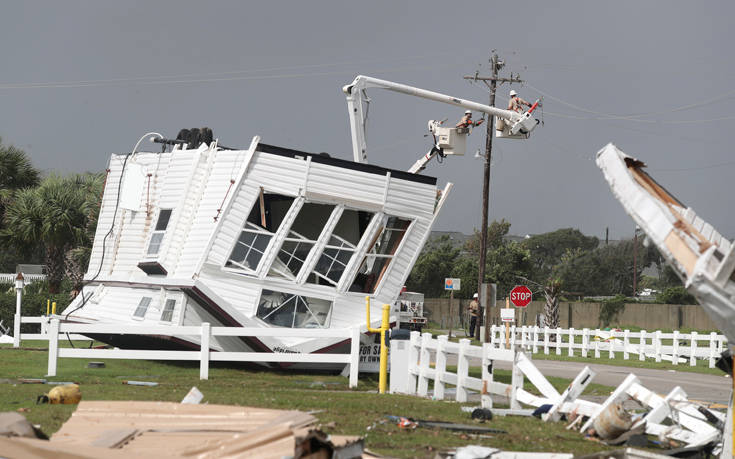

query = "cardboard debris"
[1,401,363,459]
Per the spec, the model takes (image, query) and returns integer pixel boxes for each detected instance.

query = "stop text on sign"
[510,285,532,307]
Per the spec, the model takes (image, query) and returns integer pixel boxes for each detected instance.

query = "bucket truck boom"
[342,75,539,169]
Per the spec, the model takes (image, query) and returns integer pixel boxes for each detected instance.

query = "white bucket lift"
[430,121,467,156]
[496,101,541,139]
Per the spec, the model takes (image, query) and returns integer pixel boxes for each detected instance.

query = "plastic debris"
[181,386,203,404]
[122,380,158,386]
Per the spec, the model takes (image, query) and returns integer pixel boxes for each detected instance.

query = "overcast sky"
[1,1,732,241]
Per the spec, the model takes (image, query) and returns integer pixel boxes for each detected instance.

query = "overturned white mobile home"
[62,134,451,355]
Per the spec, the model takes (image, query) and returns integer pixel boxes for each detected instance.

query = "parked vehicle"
[396,291,426,332]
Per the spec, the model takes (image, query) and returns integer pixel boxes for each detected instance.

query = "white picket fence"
[393,331,723,451]
[44,318,361,387]
[487,325,727,368]
[0,273,46,284]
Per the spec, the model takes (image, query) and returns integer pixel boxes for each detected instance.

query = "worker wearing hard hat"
[456,110,485,129]
[508,89,532,113]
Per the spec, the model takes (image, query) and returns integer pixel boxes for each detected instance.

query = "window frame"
[223,191,299,276]
[346,215,413,295]
[132,296,152,320]
[254,289,333,329]
[160,298,176,323]
[144,208,173,258]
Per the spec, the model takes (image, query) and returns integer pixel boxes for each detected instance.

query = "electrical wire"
[63,133,163,343]
[0,53,477,91]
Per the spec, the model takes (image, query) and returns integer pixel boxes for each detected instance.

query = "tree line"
[0,138,102,294]
[405,220,694,307]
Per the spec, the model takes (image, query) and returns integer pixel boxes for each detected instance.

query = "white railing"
[488,325,727,368]
[395,331,600,414]
[45,318,361,387]
[0,273,46,283]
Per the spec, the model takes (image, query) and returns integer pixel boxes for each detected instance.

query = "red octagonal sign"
[510,285,532,308]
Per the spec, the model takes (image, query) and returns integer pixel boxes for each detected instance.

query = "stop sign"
[510,285,532,307]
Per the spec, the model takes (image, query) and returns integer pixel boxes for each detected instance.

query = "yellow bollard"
[52,302,57,315]
[46,299,50,315]
[365,297,391,394]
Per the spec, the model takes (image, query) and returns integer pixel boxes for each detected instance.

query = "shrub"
[656,286,697,305]
[599,294,626,327]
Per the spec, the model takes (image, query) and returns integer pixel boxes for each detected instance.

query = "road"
[493,359,732,405]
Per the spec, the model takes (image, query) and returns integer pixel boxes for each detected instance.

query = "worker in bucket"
[508,89,532,113]
[455,110,484,129]
[468,293,480,338]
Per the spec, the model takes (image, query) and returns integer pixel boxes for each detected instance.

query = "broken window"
[269,202,335,279]
[348,215,411,294]
[226,191,296,272]
[308,209,374,286]
[160,298,176,322]
[256,289,332,328]
[147,209,172,256]
[133,297,152,318]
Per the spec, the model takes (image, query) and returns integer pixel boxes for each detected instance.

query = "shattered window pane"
[226,192,296,272]
[307,209,374,287]
[348,216,411,293]
[256,289,332,328]
[269,203,334,279]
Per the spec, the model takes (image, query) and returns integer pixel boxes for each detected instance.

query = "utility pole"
[464,52,523,343]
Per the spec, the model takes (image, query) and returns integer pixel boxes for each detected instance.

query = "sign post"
[444,278,460,338]
[501,298,515,348]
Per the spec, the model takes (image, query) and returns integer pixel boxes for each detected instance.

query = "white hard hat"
[473,293,478,298]
[509,89,517,97]
[465,110,472,115]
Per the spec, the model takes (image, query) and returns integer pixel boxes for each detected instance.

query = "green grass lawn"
[0,341,623,457]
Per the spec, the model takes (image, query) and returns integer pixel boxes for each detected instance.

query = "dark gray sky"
[2,1,732,240]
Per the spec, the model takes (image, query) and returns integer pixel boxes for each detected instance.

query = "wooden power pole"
[464,52,522,343]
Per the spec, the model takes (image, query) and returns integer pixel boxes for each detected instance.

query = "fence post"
[407,331,420,394]
[490,325,497,347]
[708,332,718,369]
[199,322,211,380]
[349,327,360,388]
[568,327,575,357]
[481,343,493,409]
[672,330,680,365]
[543,327,550,355]
[434,335,448,400]
[556,327,562,356]
[689,331,698,366]
[623,330,630,360]
[639,330,646,361]
[510,351,523,410]
[582,328,589,358]
[594,329,600,359]
[608,330,615,359]
[510,325,516,352]
[417,332,431,396]
[520,325,527,350]
[532,326,539,354]
[654,330,662,363]
[13,277,23,348]
[456,338,470,402]
[47,318,60,377]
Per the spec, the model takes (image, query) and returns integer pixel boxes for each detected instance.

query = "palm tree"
[0,137,40,223]
[1,173,102,293]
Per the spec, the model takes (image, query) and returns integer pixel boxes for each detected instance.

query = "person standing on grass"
[469,293,480,338]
